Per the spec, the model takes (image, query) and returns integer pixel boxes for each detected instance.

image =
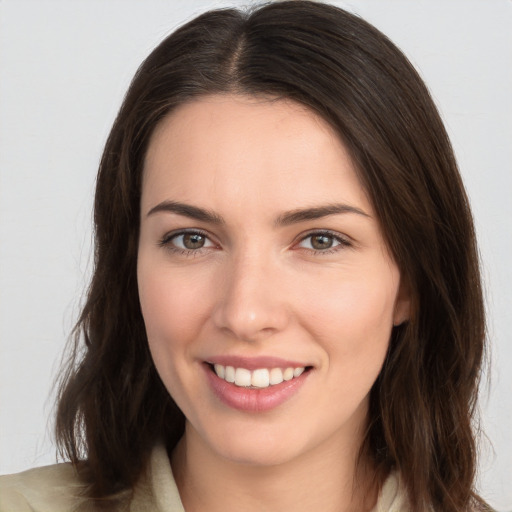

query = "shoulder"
[374,471,410,512]
[0,445,185,512]
[0,462,88,512]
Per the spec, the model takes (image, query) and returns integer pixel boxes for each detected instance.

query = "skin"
[137,94,410,512]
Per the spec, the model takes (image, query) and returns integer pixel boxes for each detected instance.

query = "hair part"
[55,2,489,511]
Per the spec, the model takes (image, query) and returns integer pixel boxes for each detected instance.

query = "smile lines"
[211,364,307,388]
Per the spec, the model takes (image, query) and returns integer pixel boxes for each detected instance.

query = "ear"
[393,278,411,326]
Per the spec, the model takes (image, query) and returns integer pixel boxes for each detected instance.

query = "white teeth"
[251,369,270,388]
[214,364,225,379]
[269,367,284,385]
[234,368,252,387]
[293,367,305,377]
[283,367,294,381]
[212,364,307,388]
[225,366,235,383]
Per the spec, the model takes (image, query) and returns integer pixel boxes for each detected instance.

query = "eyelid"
[293,229,353,253]
[158,228,352,255]
[158,228,217,251]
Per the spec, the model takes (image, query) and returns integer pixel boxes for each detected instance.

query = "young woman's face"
[138,95,409,466]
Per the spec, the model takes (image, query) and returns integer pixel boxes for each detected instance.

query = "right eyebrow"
[274,203,370,227]
[146,200,225,224]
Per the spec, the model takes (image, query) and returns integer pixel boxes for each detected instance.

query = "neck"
[170,423,378,512]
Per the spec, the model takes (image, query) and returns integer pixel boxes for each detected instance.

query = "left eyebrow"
[274,203,371,227]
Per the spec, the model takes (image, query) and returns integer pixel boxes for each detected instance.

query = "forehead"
[142,94,371,217]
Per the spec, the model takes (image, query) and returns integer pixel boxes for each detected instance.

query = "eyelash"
[296,230,352,255]
[158,229,352,257]
[158,229,214,257]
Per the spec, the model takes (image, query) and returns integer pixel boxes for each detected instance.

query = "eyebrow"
[146,200,370,225]
[274,204,370,226]
[147,200,224,224]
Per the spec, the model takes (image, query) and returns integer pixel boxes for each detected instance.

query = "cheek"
[301,268,397,377]
[305,271,396,331]
[137,262,213,370]
[137,262,218,419]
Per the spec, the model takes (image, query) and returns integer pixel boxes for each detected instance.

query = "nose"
[212,251,290,342]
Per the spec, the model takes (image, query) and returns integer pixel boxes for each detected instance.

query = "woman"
[0,1,492,511]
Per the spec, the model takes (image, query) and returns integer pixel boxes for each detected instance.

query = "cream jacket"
[0,444,408,511]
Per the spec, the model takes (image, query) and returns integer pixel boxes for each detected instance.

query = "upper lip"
[205,355,311,370]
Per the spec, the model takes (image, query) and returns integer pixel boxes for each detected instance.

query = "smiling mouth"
[206,363,313,389]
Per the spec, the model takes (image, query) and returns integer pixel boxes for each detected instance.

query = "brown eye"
[163,231,215,252]
[297,232,350,253]
[182,233,206,249]
[310,234,334,250]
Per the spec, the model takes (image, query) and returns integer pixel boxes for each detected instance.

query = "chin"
[195,419,317,468]
[216,439,304,467]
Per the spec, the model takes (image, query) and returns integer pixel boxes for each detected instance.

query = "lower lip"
[204,364,311,412]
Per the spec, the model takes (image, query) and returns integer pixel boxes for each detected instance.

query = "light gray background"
[0,1,511,510]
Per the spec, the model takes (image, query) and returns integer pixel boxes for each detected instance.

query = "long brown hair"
[55,2,489,510]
